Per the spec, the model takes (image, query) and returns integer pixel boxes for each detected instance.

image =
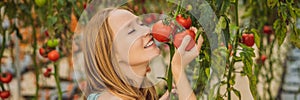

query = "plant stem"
[54,62,62,100]
[0,30,6,91]
[173,0,182,19]
[227,1,239,100]
[29,16,40,100]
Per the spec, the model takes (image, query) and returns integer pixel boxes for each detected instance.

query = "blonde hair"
[83,8,158,100]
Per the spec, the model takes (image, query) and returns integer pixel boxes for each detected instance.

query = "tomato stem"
[54,62,63,100]
[173,0,182,20]
[167,42,175,98]
[0,28,6,91]
[227,1,239,100]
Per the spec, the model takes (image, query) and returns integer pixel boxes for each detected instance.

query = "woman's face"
[108,9,160,76]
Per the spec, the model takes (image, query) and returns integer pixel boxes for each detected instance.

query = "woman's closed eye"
[128,29,136,34]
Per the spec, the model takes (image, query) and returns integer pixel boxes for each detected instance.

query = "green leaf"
[230,0,236,3]
[267,0,278,8]
[273,19,287,46]
[232,88,241,100]
[220,0,231,15]
[251,29,260,49]
[47,16,58,27]
[249,76,258,100]
[229,78,235,85]
[58,0,65,6]
[290,30,300,49]
[205,68,210,78]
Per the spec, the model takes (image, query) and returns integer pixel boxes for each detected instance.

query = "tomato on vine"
[44,30,49,37]
[263,25,273,34]
[0,72,13,83]
[173,29,196,51]
[39,48,46,57]
[0,91,10,99]
[151,20,174,42]
[47,39,59,48]
[46,68,52,72]
[43,71,51,78]
[242,33,255,47]
[48,50,60,62]
[261,55,267,63]
[176,14,192,29]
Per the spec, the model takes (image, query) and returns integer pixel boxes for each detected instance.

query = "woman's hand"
[171,33,203,100]
[172,34,204,71]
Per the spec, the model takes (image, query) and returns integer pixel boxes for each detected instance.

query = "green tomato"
[47,39,59,48]
[35,0,46,7]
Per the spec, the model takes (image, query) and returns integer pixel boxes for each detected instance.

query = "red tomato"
[46,68,52,72]
[173,30,196,51]
[0,72,13,83]
[144,16,153,24]
[48,50,60,62]
[43,71,51,77]
[261,55,267,63]
[263,25,273,34]
[185,29,196,39]
[152,21,174,42]
[150,14,157,21]
[39,48,47,57]
[44,30,49,37]
[176,14,192,29]
[242,33,255,47]
[83,3,87,9]
[0,91,10,99]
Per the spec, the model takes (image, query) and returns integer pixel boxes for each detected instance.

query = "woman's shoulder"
[87,91,122,100]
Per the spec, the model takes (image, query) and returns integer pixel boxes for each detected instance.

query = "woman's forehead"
[108,9,137,35]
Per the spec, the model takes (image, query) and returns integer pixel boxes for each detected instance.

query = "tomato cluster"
[39,30,60,62]
[151,15,196,51]
[0,72,13,99]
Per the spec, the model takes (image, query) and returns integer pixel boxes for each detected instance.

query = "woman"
[83,7,203,100]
